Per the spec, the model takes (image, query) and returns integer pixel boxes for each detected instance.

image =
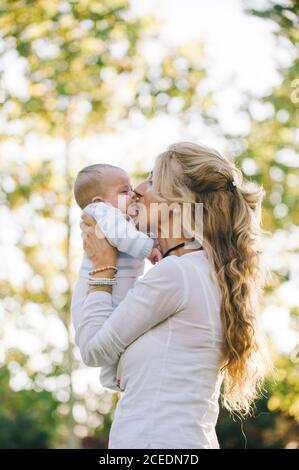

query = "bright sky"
[76,0,290,174]
[0,0,289,173]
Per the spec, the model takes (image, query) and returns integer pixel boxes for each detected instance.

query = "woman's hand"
[80,212,117,271]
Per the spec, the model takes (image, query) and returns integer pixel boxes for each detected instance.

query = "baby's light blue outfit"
[82,201,153,279]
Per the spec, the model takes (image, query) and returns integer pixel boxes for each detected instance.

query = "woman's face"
[133,172,160,235]
[134,168,187,240]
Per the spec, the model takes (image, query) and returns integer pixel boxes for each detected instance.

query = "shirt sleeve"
[74,256,187,367]
[84,202,154,259]
[71,267,138,391]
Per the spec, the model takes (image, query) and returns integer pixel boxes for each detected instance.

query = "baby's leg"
[112,276,137,306]
[99,276,138,392]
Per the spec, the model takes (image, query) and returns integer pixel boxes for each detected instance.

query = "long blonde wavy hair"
[152,141,271,415]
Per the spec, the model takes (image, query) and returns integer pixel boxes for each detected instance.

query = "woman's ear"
[91,196,103,203]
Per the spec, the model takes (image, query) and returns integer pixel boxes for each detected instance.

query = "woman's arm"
[71,271,138,391]
[72,214,141,390]
[75,255,186,367]
[98,277,139,392]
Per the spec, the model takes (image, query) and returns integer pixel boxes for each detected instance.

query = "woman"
[74,141,270,449]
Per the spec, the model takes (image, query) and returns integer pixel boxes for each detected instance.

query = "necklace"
[162,237,202,259]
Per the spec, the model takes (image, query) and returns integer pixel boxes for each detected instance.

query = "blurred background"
[0,0,298,449]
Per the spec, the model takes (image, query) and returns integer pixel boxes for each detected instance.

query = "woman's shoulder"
[141,254,184,284]
[136,255,187,308]
[154,250,211,281]
[141,250,209,284]
[158,250,207,267]
[150,253,182,270]
[142,252,196,286]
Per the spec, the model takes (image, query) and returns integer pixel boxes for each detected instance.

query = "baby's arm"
[85,202,154,260]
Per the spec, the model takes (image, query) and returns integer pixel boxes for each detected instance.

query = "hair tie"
[227,179,237,192]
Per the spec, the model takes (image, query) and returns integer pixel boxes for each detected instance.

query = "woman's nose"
[133,191,144,203]
[130,189,137,201]
[134,180,149,201]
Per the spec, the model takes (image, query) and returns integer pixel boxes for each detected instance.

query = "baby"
[71,163,161,391]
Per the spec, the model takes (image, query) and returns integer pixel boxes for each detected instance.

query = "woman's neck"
[158,236,199,258]
[158,236,185,256]
[156,213,201,258]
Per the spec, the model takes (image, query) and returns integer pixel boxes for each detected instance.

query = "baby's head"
[74,164,135,213]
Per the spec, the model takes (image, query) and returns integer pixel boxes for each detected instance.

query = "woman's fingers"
[80,215,105,241]
[94,223,105,239]
[86,227,96,241]
[82,230,95,253]
[82,227,94,241]
[81,211,96,226]
[80,222,88,234]
[80,223,90,245]
[80,220,96,238]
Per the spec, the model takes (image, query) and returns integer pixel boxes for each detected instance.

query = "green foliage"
[267,355,299,422]
[224,1,299,439]
[235,0,299,232]
[0,0,209,137]
[217,383,299,449]
[0,365,60,448]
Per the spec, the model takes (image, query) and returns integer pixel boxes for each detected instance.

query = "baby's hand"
[148,247,162,265]
[126,202,138,219]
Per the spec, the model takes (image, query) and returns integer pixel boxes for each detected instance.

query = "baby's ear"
[91,196,103,203]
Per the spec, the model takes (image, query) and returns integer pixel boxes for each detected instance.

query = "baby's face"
[96,168,136,214]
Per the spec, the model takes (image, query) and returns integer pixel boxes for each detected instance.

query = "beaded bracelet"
[88,281,116,287]
[88,277,117,286]
[88,265,118,276]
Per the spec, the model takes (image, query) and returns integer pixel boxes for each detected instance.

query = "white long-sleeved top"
[74,250,224,449]
[71,269,139,391]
